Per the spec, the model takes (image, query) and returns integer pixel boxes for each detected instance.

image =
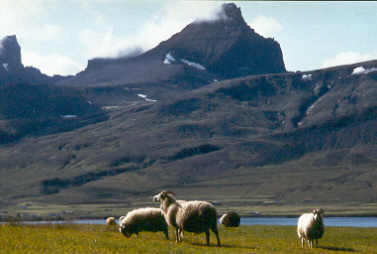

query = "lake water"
[18,217,377,228]
[241,217,377,228]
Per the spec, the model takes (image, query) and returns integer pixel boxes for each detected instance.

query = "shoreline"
[2,213,377,223]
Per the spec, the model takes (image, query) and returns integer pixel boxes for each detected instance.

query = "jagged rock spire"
[0,35,23,70]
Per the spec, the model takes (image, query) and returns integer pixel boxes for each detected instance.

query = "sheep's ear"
[166,190,176,196]
[153,194,161,202]
[318,208,324,215]
[160,190,175,198]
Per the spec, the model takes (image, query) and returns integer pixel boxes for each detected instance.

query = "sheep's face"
[119,225,132,238]
[106,217,116,226]
[312,208,324,221]
[153,193,161,202]
[153,191,175,202]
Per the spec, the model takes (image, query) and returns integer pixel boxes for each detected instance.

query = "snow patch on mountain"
[61,115,77,119]
[163,52,176,64]
[352,66,377,75]
[2,63,9,71]
[138,94,157,102]
[302,73,312,81]
[181,59,206,70]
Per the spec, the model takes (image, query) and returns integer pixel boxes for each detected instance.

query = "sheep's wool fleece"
[120,208,163,227]
[176,201,217,233]
[297,213,324,240]
[165,203,180,228]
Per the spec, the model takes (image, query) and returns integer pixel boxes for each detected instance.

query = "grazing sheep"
[297,208,325,248]
[153,190,221,246]
[106,216,116,226]
[219,211,240,227]
[118,207,169,239]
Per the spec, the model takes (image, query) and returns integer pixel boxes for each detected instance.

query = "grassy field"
[1,223,377,254]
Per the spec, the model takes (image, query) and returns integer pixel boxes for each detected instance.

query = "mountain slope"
[0,60,376,218]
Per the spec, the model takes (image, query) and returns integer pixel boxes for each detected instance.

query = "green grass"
[1,224,377,254]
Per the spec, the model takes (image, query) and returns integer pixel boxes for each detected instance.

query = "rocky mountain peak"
[220,3,244,24]
[153,3,286,79]
[58,3,286,88]
[0,35,23,71]
[0,35,58,85]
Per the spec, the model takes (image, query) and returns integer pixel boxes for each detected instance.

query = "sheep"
[153,190,220,246]
[219,211,240,227]
[118,207,169,239]
[106,216,116,226]
[297,208,325,248]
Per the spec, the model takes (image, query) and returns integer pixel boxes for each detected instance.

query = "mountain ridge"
[56,3,285,89]
[0,4,376,219]
[0,57,376,218]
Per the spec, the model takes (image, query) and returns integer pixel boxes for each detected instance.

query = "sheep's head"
[119,219,132,237]
[106,217,116,226]
[119,225,132,238]
[312,208,324,221]
[153,190,176,203]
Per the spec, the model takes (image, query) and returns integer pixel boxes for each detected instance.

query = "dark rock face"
[57,3,286,89]
[0,35,58,85]
[0,35,23,71]
[152,3,286,79]
[0,82,107,144]
[0,35,106,144]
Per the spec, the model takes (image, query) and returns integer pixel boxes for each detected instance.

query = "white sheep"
[118,207,169,239]
[297,208,325,248]
[219,211,240,227]
[106,216,116,226]
[153,190,221,246]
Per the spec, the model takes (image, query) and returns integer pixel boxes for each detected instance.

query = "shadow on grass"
[190,242,256,250]
[319,246,357,252]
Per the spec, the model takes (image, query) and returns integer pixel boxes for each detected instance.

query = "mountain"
[0,36,107,144]
[0,35,65,85]
[0,4,376,219]
[0,35,23,72]
[0,59,376,219]
[56,3,285,103]
[147,3,285,79]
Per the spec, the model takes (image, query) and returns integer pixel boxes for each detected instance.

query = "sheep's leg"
[205,230,210,246]
[164,228,169,240]
[300,237,304,248]
[175,228,180,243]
[309,240,313,249]
[178,228,183,242]
[211,226,221,246]
[315,239,318,247]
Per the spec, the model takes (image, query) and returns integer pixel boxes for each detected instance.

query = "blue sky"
[1,1,376,76]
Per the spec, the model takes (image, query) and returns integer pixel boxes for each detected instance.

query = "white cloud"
[321,51,377,68]
[0,0,50,39]
[79,26,143,59]
[22,51,83,76]
[136,2,221,50]
[248,15,283,38]
[78,1,222,59]
[33,24,62,41]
